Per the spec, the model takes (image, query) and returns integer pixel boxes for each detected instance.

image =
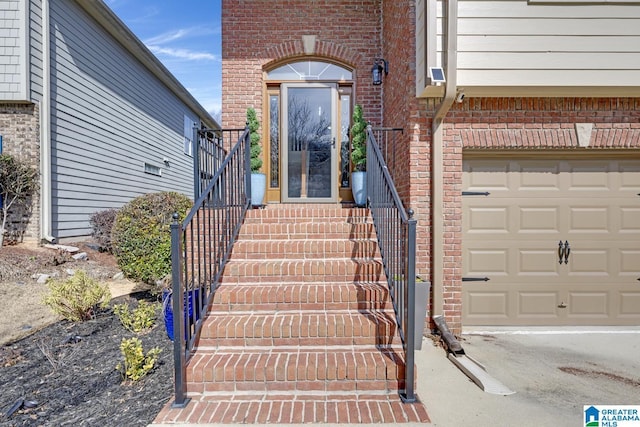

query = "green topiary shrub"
[111,192,192,288]
[247,107,262,172]
[42,270,112,321]
[350,104,367,172]
[89,208,118,253]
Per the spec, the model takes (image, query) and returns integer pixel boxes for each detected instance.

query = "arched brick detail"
[263,39,362,71]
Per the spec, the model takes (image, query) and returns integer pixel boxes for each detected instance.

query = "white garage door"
[463,156,640,326]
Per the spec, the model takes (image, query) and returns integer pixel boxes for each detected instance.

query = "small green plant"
[113,300,158,333]
[0,154,39,248]
[90,208,118,253]
[111,191,192,288]
[350,104,367,172]
[116,337,161,382]
[247,107,262,172]
[42,270,112,321]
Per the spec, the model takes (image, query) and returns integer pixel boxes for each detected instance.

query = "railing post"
[171,213,190,408]
[244,124,251,204]
[193,126,201,201]
[401,209,417,403]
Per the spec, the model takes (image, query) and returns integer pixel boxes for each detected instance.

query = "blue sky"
[105,0,222,119]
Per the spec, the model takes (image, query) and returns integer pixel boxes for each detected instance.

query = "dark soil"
[0,267,174,426]
[0,294,173,426]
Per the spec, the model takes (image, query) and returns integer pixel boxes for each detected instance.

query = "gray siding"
[0,0,25,100]
[29,0,42,101]
[50,0,199,239]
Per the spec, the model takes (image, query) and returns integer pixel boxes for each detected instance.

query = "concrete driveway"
[417,327,640,426]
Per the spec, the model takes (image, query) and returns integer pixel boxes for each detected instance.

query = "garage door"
[463,156,640,326]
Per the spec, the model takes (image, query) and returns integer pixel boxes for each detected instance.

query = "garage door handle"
[558,241,564,264]
[563,240,570,264]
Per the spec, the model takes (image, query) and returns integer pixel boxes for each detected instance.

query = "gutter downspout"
[40,0,54,243]
[431,0,457,317]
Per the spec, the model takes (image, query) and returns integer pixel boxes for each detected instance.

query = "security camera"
[455,91,465,103]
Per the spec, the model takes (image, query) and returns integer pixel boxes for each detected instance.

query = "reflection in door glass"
[340,95,350,188]
[287,87,332,198]
[269,95,279,188]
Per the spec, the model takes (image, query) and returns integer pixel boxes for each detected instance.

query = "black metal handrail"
[170,126,251,407]
[366,126,417,403]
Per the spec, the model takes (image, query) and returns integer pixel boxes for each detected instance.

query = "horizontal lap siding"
[50,1,198,239]
[453,0,640,88]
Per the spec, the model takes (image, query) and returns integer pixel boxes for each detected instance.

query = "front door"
[282,83,338,202]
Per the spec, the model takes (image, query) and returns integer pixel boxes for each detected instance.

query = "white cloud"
[148,46,217,61]
[144,29,192,45]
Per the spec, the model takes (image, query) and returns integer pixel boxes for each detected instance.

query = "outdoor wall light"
[372,58,388,85]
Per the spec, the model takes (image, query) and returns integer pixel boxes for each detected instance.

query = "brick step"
[220,259,384,283]
[196,311,402,347]
[244,206,370,223]
[210,282,394,312]
[236,221,376,240]
[185,347,406,394]
[154,394,429,424]
[229,239,380,259]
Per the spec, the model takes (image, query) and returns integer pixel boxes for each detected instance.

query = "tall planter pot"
[251,173,266,207]
[162,289,201,341]
[351,171,367,207]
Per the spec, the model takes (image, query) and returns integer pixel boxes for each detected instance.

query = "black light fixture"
[372,58,388,85]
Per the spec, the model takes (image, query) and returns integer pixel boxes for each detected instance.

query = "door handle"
[563,240,570,264]
[558,241,564,264]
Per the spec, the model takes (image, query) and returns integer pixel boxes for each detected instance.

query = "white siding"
[0,0,26,100]
[419,0,640,95]
[49,1,199,239]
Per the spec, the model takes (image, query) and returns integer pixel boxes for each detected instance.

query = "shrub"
[247,107,262,172]
[111,191,192,288]
[42,270,112,321]
[0,154,39,248]
[350,104,367,172]
[113,300,158,333]
[90,208,118,253]
[116,337,161,382]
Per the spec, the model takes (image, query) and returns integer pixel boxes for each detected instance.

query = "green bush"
[247,107,262,172]
[350,104,367,172]
[89,208,118,253]
[42,270,112,321]
[111,192,192,288]
[113,300,158,333]
[116,337,161,382]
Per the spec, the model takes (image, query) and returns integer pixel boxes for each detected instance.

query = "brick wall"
[222,0,382,130]
[0,103,40,243]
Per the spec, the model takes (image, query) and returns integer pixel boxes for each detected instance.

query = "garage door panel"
[620,207,640,233]
[518,292,560,317]
[519,249,560,275]
[466,249,509,275]
[619,249,640,276]
[567,292,609,317]
[568,207,609,233]
[463,155,640,326]
[567,249,609,276]
[467,207,509,233]
[619,292,640,317]
[519,207,559,232]
[518,161,562,190]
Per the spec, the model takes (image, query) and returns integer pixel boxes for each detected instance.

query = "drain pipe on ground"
[431,0,457,319]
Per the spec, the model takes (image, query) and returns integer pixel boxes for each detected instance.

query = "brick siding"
[0,103,40,243]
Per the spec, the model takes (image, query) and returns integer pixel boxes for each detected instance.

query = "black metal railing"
[169,127,251,407]
[193,128,232,200]
[366,126,417,403]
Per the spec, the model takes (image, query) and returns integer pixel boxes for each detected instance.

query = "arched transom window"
[266,60,352,81]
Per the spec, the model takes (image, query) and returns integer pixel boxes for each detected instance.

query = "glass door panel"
[282,83,337,202]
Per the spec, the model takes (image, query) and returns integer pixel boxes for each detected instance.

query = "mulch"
[0,292,174,427]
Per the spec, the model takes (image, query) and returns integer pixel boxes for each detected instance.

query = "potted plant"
[247,107,265,207]
[350,104,367,206]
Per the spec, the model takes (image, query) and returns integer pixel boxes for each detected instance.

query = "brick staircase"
[154,205,428,424]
